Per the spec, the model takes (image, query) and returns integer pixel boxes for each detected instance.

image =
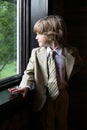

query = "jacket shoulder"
[32,47,47,53]
[65,45,80,56]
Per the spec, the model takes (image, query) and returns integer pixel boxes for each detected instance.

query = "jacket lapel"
[37,47,48,84]
[64,48,75,79]
[37,47,75,82]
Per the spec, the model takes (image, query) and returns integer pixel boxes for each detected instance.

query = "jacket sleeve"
[71,47,84,77]
[19,49,35,89]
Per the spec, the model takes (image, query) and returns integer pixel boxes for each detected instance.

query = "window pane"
[0,0,19,80]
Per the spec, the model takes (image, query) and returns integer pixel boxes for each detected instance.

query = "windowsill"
[0,87,33,129]
[0,86,20,106]
[0,84,24,117]
[0,86,30,123]
[0,84,33,118]
[0,78,22,106]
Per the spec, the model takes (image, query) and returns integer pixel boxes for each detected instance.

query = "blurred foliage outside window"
[0,0,17,80]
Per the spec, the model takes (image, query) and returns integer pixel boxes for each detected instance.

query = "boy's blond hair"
[33,15,67,45]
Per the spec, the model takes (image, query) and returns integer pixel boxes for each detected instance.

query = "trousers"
[37,88,69,130]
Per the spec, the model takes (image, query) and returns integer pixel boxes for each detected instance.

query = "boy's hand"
[8,87,29,98]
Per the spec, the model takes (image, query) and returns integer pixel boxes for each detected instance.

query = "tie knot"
[50,50,55,59]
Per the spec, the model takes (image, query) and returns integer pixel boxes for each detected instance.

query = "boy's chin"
[38,42,47,47]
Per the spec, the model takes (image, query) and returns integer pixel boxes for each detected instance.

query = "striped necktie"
[47,50,59,99]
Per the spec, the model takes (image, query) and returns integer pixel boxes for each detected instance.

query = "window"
[0,0,30,87]
[0,0,18,80]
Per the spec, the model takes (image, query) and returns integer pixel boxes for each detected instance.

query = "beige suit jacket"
[20,46,82,111]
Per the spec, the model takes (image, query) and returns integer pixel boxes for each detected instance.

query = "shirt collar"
[47,47,63,56]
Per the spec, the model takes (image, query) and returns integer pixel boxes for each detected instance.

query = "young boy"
[8,15,83,130]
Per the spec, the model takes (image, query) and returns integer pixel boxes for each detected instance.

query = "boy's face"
[35,33,50,47]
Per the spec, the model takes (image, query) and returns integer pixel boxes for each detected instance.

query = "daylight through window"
[0,0,19,80]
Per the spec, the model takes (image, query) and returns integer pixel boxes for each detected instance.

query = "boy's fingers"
[8,88,20,93]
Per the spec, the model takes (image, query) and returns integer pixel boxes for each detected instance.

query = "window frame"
[0,0,30,90]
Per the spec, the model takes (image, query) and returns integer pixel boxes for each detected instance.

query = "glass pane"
[0,0,18,80]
